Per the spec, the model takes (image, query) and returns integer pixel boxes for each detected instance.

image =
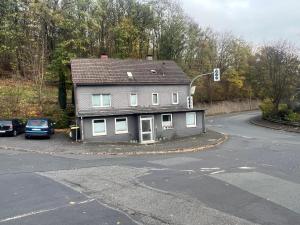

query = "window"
[102,94,111,107]
[152,93,159,105]
[92,119,106,136]
[92,94,101,107]
[92,94,111,107]
[162,114,173,128]
[172,92,179,104]
[186,112,196,127]
[130,93,138,106]
[115,118,128,134]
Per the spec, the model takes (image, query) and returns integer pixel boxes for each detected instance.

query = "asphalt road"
[1,111,300,225]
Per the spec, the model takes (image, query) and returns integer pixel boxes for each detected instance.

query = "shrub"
[42,105,70,129]
[285,111,300,122]
[259,99,274,118]
[277,104,291,120]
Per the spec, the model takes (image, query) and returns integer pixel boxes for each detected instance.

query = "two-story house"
[71,58,206,143]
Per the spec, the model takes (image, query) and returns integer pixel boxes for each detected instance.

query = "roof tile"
[71,58,190,85]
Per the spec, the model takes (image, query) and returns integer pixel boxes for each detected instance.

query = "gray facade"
[81,115,139,143]
[76,84,189,113]
[80,111,205,143]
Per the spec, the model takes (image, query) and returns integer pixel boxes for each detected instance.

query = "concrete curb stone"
[250,116,300,134]
[0,131,228,157]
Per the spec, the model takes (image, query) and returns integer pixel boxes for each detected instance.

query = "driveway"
[1,111,300,225]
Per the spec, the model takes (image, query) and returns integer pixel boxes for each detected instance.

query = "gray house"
[71,58,206,143]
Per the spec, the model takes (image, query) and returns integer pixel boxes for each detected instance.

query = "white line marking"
[180,169,196,173]
[200,167,220,172]
[0,199,95,223]
[210,170,226,175]
[238,167,255,170]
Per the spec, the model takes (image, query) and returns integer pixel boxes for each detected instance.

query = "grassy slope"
[0,79,59,119]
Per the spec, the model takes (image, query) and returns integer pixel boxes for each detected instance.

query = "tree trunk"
[58,68,67,110]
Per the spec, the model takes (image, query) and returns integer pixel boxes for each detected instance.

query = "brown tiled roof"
[71,58,190,85]
[77,107,204,117]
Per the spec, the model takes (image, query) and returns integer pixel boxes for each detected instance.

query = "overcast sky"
[181,0,300,49]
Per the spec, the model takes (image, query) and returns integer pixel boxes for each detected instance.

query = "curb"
[0,133,229,157]
[91,133,229,156]
[250,117,300,134]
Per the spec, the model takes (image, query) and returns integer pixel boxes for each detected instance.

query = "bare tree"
[258,41,300,112]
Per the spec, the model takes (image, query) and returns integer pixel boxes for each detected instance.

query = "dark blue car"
[25,118,55,139]
[0,119,25,137]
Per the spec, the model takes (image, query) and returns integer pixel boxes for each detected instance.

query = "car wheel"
[25,135,29,139]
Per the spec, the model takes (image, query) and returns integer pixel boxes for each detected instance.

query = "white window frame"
[115,117,128,134]
[130,93,138,107]
[186,112,197,128]
[172,92,179,104]
[152,93,159,105]
[92,94,111,108]
[161,114,173,129]
[92,94,101,107]
[92,119,107,136]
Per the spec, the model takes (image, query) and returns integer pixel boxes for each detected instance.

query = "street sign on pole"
[213,68,221,82]
[190,86,196,95]
[187,96,193,109]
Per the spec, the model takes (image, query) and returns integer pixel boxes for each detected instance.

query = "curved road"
[0,111,300,225]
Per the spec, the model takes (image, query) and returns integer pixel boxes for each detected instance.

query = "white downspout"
[80,117,84,141]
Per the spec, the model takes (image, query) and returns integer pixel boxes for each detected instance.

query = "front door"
[140,117,154,143]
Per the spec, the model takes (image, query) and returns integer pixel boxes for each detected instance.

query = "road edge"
[250,116,300,134]
[0,133,228,157]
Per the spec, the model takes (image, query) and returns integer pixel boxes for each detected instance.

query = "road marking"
[211,172,300,214]
[145,167,196,174]
[149,157,202,166]
[210,170,225,175]
[200,167,220,172]
[0,199,95,223]
[235,135,254,139]
[238,167,256,170]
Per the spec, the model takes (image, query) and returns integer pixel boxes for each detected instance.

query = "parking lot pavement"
[0,130,226,156]
[0,132,73,153]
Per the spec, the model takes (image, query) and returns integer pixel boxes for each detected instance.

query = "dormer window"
[127,72,133,79]
[150,69,157,74]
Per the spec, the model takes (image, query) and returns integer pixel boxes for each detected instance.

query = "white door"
[140,117,154,143]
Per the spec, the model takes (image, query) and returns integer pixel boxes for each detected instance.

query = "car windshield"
[27,119,48,127]
[0,120,12,126]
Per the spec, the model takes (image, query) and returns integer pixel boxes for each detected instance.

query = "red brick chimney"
[100,54,108,59]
